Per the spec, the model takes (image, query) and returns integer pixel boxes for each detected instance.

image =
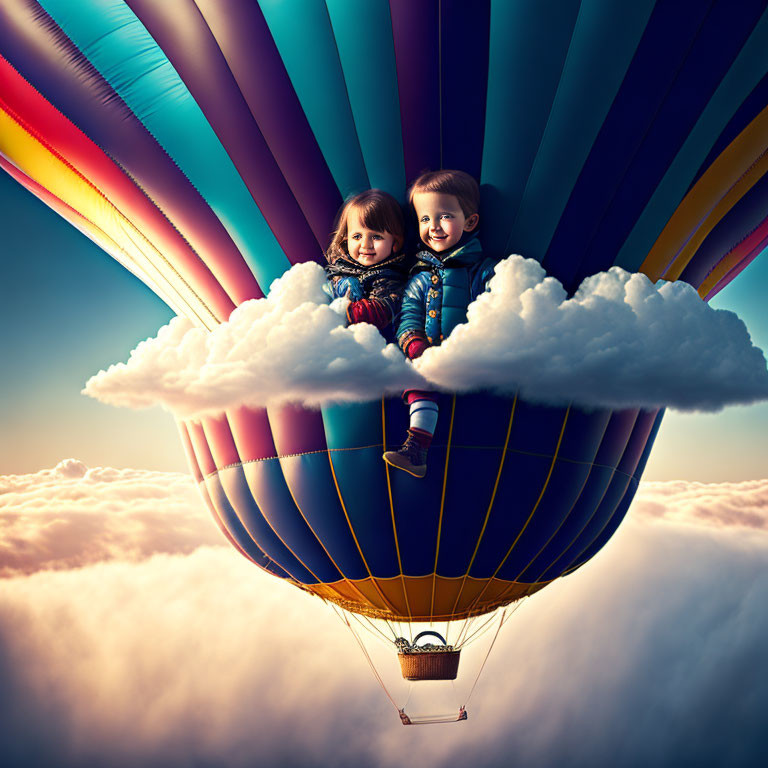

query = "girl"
[325,189,410,338]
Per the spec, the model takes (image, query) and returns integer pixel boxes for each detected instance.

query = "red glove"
[346,299,391,329]
[405,336,430,360]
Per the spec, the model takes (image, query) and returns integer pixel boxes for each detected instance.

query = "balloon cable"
[462,607,511,710]
[332,605,401,714]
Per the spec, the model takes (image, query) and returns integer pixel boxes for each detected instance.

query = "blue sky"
[1,168,767,480]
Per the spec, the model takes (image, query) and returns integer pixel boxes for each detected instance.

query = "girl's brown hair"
[408,169,480,217]
[326,189,405,259]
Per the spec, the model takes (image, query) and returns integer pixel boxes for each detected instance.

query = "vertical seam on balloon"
[559,412,658,572]
[463,405,571,616]
[511,417,612,589]
[4,11,248,308]
[536,410,640,582]
[324,0,372,189]
[217,410,325,585]
[196,474,259,566]
[327,450,400,615]
[204,470,290,578]
[381,397,413,622]
[0,101,219,328]
[449,395,517,617]
[184,1,326,257]
[438,0,443,169]
[563,0,730,285]
[501,5,584,258]
[429,394,456,621]
[278,452,373,607]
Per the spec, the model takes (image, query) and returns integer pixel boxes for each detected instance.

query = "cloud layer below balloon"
[2,465,768,767]
[83,259,768,417]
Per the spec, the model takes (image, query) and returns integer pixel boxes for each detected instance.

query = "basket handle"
[411,630,448,647]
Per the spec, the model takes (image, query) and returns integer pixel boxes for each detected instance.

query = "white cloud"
[83,259,768,418]
[0,460,219,577]
[417,257,768,411]
[1,475,767,767]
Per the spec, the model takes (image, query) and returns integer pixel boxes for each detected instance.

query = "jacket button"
[428,310,437,318]
[431,275,439,284]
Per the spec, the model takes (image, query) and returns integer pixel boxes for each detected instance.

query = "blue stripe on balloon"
[519,464,615,582]
[242,460,343,584]
[439,0,490,178]
[259,0,369,199]
[279,453,369,580]
[615,9,768,273]
[37,0,290,289]
[204,473,291,579]
[218,465,319,584]
[326,0,406,198]
[548,0,767,291]
[480,0,580,259]
[496,460,592,581]
[500,0,656,268]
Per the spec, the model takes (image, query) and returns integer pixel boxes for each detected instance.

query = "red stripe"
[0,53,260,315]
[704,215,768,300]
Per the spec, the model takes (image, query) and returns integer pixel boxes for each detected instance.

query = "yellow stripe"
[429,395,457,620]
[381,398,412,621]
[449,396,517,617]
[640,103,768,281]
[663,149,768,282]
[0,105,218,329]
[327,451,401,615]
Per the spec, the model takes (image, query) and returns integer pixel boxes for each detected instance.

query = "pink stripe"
[226,406,278,462]
[266,403,328,457]
[177,421,203,483]
[185,420,217,477]
[200,413,241,470]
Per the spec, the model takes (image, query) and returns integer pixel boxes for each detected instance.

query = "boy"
[383,170,497,478]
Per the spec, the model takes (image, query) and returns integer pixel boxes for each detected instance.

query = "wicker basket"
[396,631,461,681]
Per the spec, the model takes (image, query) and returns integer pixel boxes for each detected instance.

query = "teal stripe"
[502,0,656,261]
[260,0,368,199]
[616,8,768,272]
[326,0,406,198]
[39,0,290,289]
[481,0,581,259]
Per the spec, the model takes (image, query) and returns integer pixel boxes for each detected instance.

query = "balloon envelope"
[2,0,767,620]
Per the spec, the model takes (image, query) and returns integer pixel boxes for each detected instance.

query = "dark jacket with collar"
[397,235,497,351]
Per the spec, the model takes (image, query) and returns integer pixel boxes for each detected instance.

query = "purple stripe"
[125,0,329,263]
[267,404,329,457]
[593,409,639,468]
[0,0,258,310]
[616,409,658,477]
[390,0,440,184]
[193,0,342,255]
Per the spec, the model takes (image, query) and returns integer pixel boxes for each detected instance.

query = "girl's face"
[346,208,399,266]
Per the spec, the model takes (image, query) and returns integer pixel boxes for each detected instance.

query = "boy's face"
[346,209,399,266]
[412,191,479,252]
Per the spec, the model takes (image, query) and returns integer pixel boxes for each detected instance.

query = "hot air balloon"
[2,0,768,723]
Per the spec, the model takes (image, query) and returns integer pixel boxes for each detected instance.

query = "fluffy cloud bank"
[0,459,218,577]
[83,259,768,418]
[1,473,768,767]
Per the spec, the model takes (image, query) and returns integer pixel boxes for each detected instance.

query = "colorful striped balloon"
[2,0,767,623]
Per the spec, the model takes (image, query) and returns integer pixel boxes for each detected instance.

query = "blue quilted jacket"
[397,236,497,351]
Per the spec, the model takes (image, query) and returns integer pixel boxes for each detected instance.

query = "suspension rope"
[462,606,512,709]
